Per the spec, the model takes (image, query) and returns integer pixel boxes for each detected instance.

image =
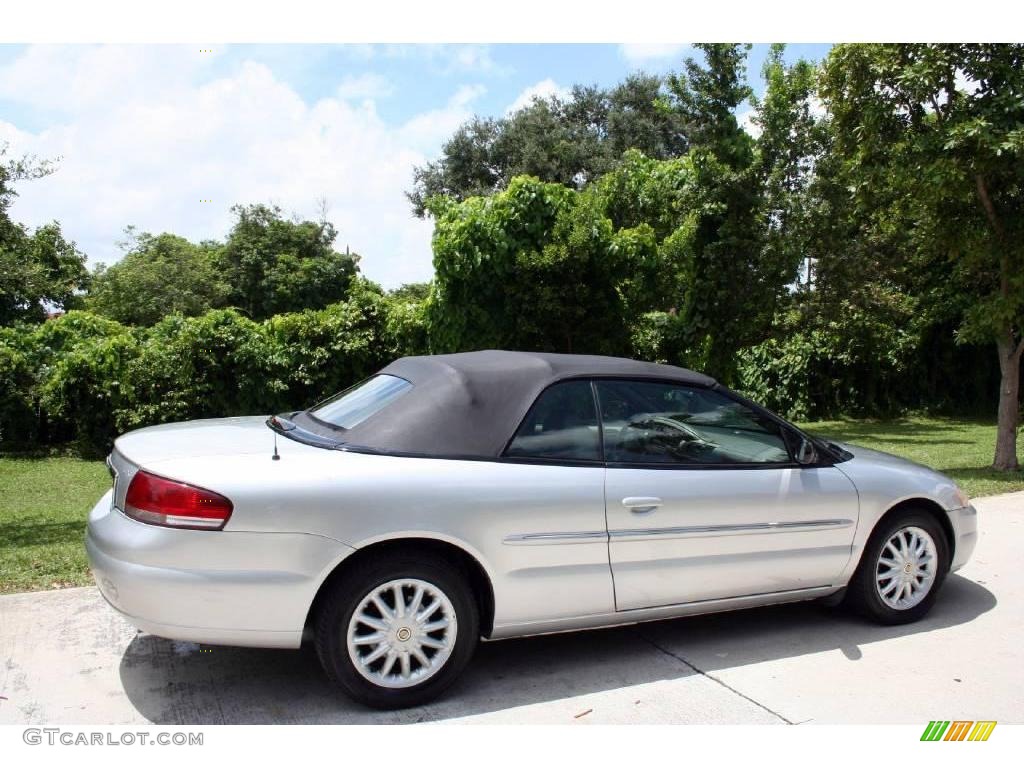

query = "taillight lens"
[124,470,233,530]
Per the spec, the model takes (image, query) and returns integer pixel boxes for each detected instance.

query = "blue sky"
[0,44,832,287]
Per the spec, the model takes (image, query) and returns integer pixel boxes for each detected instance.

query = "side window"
[595,380,791,466]
[505,380,601,461]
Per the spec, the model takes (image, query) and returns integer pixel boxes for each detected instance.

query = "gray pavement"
[1,492,1022,725]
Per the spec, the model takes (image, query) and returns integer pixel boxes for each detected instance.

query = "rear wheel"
[315,553,479,709]
[846,510,950,624]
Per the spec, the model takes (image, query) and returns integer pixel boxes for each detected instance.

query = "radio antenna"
[272,429,281,461]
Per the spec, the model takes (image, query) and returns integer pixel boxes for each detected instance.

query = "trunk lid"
[113,415,325,466]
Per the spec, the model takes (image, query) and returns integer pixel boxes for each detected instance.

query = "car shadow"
[118,573,996,724]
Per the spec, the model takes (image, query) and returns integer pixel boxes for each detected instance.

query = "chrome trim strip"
[503,530,609,546]
[609,518,854,540]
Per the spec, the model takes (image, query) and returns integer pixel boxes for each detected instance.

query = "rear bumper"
[950,504,978,572]
[85,490,354,648]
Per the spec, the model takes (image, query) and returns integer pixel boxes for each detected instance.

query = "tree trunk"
[993,333,1023,471]
[977,173,1020,471]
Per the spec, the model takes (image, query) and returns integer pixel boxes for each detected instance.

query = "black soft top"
[292,350,716,459]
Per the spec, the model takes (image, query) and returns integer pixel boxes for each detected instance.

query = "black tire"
[314,552,479,709]
[845,509,950,625]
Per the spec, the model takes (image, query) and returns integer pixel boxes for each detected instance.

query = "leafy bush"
[381,296,429,359]
[115,310,276,434]
[0,285,422,455]
[735,333,818,420]
[736,304,921,421]
[1,313,132,450]
[39,331,138,455]
[31,310,131,360]
[267,282,392,409]
[0,329,37,446]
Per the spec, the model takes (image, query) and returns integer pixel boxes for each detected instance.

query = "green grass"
[1,416,1021,594]
[0,456,110,594]
[798,416,1024,499]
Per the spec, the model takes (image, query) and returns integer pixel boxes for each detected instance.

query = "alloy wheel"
[874,525,938,610]
[346,578,458,689]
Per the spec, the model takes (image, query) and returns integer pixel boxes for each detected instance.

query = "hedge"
[0,285,427,457]
[0,286,997,456]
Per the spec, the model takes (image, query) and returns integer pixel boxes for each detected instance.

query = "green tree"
[87,229,229,326]
[665,43,755,171]
[387,282,431,302]
[426,176,663,355]
[1,145,89,324]
[407,75,689,216]
[423,48,807,383]
[216,203,360,320]
[822,43,1024,469]
[654,44,777,379]
[750,45,824,300]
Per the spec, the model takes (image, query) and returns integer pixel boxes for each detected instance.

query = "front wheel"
[315,553,479,709]
[846,510,950,625]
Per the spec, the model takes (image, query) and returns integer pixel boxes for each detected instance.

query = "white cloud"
[444,45,498,74]
[619,44,689,64]
[335,73,394,101]
[0,46,487,288]
[506,78,571,114]
[353,44,502,74]
[0,45,207,111]
[450,84,488,108]
[399,85,488,150]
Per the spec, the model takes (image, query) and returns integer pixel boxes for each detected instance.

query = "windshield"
[308,374,412,429]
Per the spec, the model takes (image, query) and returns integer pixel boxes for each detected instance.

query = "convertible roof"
[316,350,716,459]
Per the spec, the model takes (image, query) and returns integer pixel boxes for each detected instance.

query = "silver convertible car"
[86,351,978,708]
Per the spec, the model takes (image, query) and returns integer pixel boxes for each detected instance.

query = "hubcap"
[875,526,937,610]
[346,578,457,689]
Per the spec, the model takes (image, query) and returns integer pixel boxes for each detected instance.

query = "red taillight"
[124,470,233,530]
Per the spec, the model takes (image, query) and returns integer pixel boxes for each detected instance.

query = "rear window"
[309,374,412,429]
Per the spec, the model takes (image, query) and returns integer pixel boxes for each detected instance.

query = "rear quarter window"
[504,380,601,461]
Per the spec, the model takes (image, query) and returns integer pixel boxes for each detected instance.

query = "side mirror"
[795,437,818,466]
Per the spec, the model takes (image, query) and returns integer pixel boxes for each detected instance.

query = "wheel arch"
[304,535,497,639]
[874,496,956,559]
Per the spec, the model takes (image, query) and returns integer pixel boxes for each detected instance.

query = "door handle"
[622,497,662,513]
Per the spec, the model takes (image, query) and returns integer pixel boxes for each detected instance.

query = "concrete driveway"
[2,493,1022,725]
